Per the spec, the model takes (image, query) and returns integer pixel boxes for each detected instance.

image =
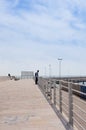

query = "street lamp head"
[58,58,62,61]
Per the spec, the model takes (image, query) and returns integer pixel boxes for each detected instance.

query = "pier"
[0,77,86,130]
[0,79,66,130]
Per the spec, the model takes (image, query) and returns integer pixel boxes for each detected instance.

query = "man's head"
[37,70,39,73]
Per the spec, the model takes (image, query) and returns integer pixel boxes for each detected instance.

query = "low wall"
[0,76,10,82]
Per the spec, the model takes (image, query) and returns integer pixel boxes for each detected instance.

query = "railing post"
[59,81,62,113]
[50,85,52,101]
[68,82,73,126]
[54,82,56,105]
[46,82,48,98]
[46,81,51,99]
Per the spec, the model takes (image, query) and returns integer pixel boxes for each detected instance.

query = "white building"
[21,71,34,79]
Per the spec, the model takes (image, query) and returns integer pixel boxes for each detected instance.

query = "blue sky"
[0,0,86,76]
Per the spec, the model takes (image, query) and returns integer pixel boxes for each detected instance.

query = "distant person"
[35,70,39,84]
[8,73,12,80]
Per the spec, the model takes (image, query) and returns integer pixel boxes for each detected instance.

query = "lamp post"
[44,67,46,77]
[58,58,62,79]
[49,64,51,78]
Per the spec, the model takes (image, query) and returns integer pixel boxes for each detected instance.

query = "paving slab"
[0,79,66,130]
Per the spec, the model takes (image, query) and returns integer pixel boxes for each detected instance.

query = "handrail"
[38,78,86,130]
[72,88,86,96]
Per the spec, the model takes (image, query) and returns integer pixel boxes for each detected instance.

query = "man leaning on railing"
[35,70,39,84]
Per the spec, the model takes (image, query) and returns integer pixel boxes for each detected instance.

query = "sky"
[0,0,86,77]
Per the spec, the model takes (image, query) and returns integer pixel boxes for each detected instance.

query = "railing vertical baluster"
[54,83,56,105]
[50,85,52,101]
[46,82,48,98]
[59,81,62,113]
[68,82,73,126]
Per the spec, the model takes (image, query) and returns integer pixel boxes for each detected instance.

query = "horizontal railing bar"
[73,96,86,105]
[73,103,86,115]
[62,107,69,116]
[62,95,69,101]
[62,101,69,108]
[73,118,85,130]
[72,89,86,96]
[61,85,68,89]
[73,111,86,123]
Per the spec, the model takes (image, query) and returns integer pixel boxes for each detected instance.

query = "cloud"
[0,0,86,76]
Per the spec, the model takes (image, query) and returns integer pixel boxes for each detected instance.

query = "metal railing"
[38,77,86,130]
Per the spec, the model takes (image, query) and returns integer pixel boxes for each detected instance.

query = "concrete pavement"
[0,79,66,130]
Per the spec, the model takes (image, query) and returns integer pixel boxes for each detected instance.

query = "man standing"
[35,70,39,84]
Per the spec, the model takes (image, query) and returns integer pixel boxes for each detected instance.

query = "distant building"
[21,71,34,79]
